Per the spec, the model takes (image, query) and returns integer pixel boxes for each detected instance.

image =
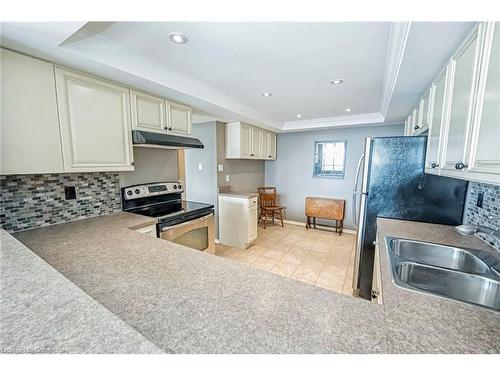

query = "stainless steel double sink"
[385,237,500,311]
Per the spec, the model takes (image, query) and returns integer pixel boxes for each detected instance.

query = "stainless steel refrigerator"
[352,136,468,299]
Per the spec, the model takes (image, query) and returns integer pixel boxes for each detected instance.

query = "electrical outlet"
[198,163,203,171]
[225,175,230,182]
[217,164,224,172]
[476,192,484,208]
[64,186,77,200]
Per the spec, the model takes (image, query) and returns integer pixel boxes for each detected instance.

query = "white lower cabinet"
[371,238,383,304]
[55,67,134,172]
[466,22,500,184]
[225,121,277,160]
[218,194,258,249]
[1,49,64,174]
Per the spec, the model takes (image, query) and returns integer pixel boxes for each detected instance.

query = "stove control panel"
[123,182,183,200]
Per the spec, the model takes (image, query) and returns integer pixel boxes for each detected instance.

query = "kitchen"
[0,4,499,371]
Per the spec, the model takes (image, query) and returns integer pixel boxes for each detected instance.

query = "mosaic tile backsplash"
[463,181,500,250]
[0,173,121,233]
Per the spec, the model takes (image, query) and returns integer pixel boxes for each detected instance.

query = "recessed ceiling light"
[169,32,188,44]
[346,108,352,112]
[262,92,272,97]
[330,79,343,85]
[296,114,302,118]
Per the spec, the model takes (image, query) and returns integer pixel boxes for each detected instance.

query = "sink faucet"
[455,215,500,244]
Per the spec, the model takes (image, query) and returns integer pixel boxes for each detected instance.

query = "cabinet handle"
[131,162,135,166]
[414,125,420,130]
[455,162,468,170]
[250,153,255,156]
[431,162,439,169]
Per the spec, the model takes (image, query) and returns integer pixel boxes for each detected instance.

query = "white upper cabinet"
[55,67,134,172]
[1,49,64,175]
[240,123,252,158]
[225,121,277,160]
[168,102,192,136]
[410,108,419,134]
[425,67,449,173]
[441,24,483,176]
[417,88,432,133]
[259,129,269,159]
[250,127,260,158]
[467,22,500,184]
[268,132,277,160]
[130,90,166,133]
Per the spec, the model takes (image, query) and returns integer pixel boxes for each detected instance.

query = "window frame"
[312,140,347,179]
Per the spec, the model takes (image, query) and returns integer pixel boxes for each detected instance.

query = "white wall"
[265,124,404,230]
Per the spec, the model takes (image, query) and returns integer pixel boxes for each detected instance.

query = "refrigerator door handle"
[352,154,365,226]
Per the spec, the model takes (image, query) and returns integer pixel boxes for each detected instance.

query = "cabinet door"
[406,113,413,135]
[426,67,449,171]
[248,207,258,242]
[1,49,64,174]
[441,25,483,174]
[410,108,419,134]
[468,22,500,183]
[259,130,269,159]
[130,90,166,133]
[168,102,191,135]
[240,123,252,158]
[269,132,277,160]
[418,89,432,131]
[55,67,134,172]
[250,127,260,158]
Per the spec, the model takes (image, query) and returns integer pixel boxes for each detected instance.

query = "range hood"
[132,130,204,150]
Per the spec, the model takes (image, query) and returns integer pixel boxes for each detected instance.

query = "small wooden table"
[305,196,345,235]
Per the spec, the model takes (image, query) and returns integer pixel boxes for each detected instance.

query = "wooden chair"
[257,187,286,229]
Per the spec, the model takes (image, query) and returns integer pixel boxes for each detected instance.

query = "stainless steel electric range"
[121,181,215,253]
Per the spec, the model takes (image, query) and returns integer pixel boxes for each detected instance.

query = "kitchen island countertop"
[8,214,500,353]
[0,229,162,354]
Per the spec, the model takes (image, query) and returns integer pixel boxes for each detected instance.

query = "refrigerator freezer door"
[352,137,372,292]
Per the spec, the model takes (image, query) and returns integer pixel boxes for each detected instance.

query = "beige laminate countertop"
[8,213,500,353]
[377,218,500,353]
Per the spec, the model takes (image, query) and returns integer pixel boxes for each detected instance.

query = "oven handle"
[161,213,213,232]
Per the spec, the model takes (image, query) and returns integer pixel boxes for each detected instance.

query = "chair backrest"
[258,187,277,207]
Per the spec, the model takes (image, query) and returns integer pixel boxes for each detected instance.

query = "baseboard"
[283,219,357,235]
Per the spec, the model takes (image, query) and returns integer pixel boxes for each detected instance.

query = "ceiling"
[0,22,475,132]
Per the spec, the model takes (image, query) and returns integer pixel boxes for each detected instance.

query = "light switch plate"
[198,163,203,171]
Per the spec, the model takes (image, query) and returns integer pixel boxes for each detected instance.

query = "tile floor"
[215,223,356,296]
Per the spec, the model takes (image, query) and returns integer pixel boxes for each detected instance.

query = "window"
[313,141,346,179]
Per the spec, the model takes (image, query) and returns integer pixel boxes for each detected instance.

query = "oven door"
[159,213,215,254]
